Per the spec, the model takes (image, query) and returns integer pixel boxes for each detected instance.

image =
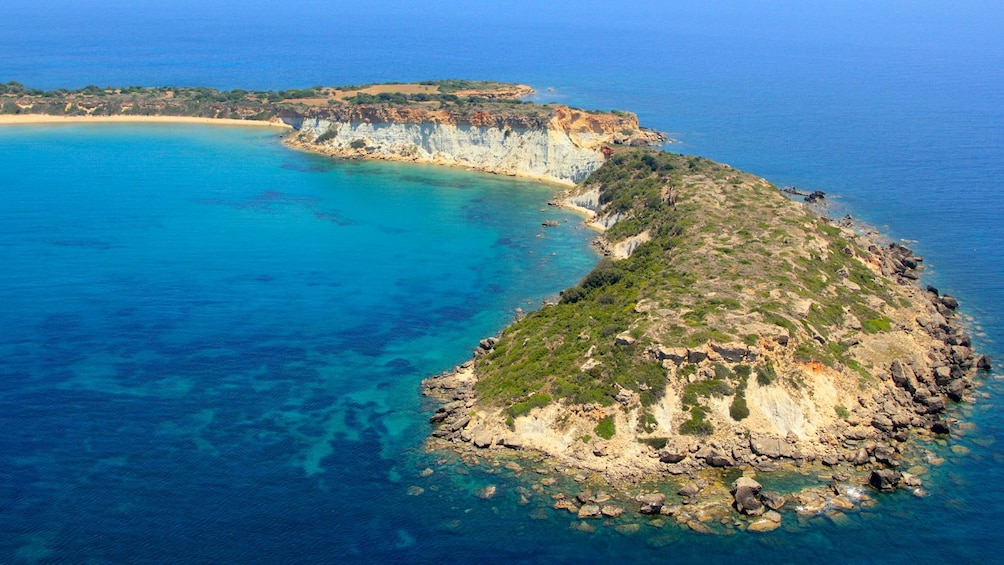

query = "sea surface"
[1,1,1002,562]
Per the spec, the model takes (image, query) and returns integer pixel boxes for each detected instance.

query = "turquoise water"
[1,1,1003,562]
[0,124,600,562]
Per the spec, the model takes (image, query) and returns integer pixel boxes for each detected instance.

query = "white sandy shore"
[0,114,292,129]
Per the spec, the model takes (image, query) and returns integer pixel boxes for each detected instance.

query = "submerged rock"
[868,469,903,491]
[760,490,786,510]
[636,492,666,515]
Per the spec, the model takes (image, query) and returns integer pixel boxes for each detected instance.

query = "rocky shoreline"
[421,194,992,532]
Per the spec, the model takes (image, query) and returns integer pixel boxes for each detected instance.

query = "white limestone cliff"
[284,118,608,185]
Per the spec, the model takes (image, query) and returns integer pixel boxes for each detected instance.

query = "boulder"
[656,346,688,365]
[890,360,910,388]
[659,451,686,464]
[927,367,951,385]
[931,420,951,435]
[614,332,636,346]
[873,445,898,465]
[869,469,902,491]
[750,435,795,459]
[952,346,973,366]
[678,483,701,497]
[687,347,709,364]
[705,450,735,468]
[804,190,826,203]
[850,448,870,466]
[447,415,471,432]
[502,436,523,449]
[636,493,666,514]
[577,504,601,519]
[760,490,786,510]
[472,430,494,448]
[977,355,992,371]
[711,342,748,363]
[747,516,781,532]
[941,295,959,310]
[947,379,967,401]
[730,477,764,516]
[871,415,894,434]
[921,395,946,413]
[601,505,624,518]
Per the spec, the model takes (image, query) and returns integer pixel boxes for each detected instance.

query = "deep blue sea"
[1,1,1002,562]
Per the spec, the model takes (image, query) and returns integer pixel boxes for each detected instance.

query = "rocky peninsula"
[3,78,991,531]
[421,149,991,530]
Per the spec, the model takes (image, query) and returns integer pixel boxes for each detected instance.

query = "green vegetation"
[594,415,616,440]
[316,128,340,143]
[0,80,546,123]
[638,436,668,449]
[730,395,750,421]
[729,368,750,421]
[680,405,714,436]
[637,411,659,434]
[862,317,892,333]
[349,139,367,149]
[507,393,552,419]
[756,360,777,386]
[471,147,909,418]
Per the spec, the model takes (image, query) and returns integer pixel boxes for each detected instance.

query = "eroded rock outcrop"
[283,105,663,185]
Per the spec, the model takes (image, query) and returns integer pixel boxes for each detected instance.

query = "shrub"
[349,139,367,149]
[730,395,750,421]
[594,415,616,440]
[507,393,551,418]
[834,405,850,419]
[581,258,624,290]
[316,128,339,143]
[756,360,777,386]
[637,411,658,434]
[638,437,668,449]
[713,363,733,380]
[559,286,587,304]
[679,406,713,435]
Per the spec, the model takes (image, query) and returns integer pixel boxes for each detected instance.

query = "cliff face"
[282,105,663,185]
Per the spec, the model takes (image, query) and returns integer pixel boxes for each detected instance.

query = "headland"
[2,78,991,533]
[0,80,663,185]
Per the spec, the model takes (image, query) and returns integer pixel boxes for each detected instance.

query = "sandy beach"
[0,114,292,129]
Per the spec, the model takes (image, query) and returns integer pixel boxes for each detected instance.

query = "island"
[2,79,990,532]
